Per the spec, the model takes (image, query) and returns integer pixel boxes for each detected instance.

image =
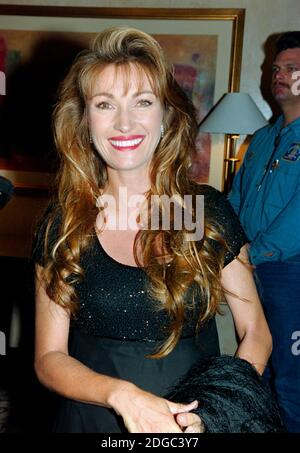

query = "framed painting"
[0,6,245,193]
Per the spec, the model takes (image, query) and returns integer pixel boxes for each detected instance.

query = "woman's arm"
[35,264,196,432]
[221,244,272,375]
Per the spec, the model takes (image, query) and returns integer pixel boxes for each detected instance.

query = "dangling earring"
[160,124,165,139]
[89,132,93,144]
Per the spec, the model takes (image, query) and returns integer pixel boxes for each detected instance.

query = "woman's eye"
[137,99,152,107]
[96,102,112,110]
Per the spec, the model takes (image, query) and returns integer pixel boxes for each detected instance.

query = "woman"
[33,27,272,433]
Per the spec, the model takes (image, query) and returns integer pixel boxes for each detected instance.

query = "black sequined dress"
[33,186,246,433]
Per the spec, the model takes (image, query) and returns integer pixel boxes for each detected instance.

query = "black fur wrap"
[166,355,284,433]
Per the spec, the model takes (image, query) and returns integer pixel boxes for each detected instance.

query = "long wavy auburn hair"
[40,26,230,358]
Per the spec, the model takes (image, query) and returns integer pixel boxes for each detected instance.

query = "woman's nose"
[114,108,134,133]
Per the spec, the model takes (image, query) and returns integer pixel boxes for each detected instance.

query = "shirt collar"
[272,115,300,137]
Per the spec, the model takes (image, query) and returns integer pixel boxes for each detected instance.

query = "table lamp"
[199,92,268,194]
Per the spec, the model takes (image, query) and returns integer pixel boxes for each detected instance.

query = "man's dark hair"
[275,31,300,55]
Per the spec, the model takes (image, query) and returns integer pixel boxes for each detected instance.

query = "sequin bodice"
[74,240,199,340]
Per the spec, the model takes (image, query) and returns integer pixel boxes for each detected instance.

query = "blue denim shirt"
[228,115,300,265]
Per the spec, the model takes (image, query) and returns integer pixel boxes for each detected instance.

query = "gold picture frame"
[0,5,245,193]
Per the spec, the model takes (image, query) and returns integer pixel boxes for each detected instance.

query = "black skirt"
[53,324,219,433]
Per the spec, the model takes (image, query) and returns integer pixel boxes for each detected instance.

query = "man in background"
[229,31,300,432]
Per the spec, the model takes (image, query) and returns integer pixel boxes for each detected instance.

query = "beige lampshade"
[199,92,268,135]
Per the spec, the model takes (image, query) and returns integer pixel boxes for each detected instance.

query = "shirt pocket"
[278,156,300,175]
[268,159,300,207]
